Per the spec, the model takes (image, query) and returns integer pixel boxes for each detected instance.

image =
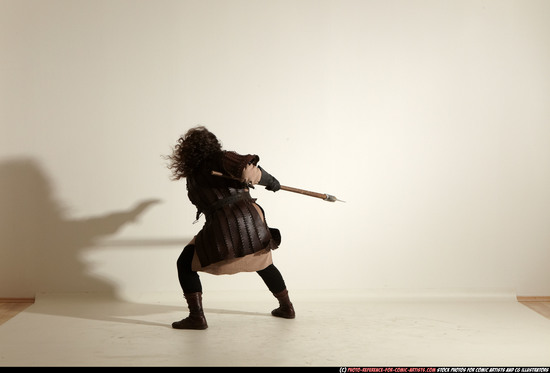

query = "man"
[166,126,295,330]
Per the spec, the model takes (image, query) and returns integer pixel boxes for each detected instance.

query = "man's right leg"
[257,264,295,319]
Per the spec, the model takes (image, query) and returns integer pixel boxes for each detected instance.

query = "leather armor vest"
[186,151,280,267]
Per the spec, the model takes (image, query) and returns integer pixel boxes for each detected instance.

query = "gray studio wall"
[1,0,549,299]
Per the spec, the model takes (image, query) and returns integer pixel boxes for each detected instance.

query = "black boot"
[272,289,295,319]
[172,292,208,330]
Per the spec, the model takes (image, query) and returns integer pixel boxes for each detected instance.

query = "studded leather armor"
[186,151,281,267]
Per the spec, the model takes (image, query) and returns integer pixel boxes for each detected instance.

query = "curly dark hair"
[166,126,222,180]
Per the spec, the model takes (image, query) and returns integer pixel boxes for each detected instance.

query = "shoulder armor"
[222,151,259,178]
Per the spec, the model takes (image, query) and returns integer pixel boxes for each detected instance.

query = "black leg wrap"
[257,264,286,294]
[177,244,202,294]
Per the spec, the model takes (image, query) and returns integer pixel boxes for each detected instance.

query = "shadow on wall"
[0,157,161,298]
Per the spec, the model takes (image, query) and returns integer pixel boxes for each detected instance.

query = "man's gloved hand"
[258,166,281,192]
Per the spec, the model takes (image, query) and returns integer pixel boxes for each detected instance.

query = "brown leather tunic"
[186,151,281,268]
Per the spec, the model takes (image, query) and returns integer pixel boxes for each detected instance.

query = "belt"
[198,192,253,220]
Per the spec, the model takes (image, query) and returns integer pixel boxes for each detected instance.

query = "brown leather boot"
[172,292,208,330]
[271,289,295,319]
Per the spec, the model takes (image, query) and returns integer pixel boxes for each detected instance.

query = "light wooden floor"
[1,297,549,327]
[517,297,550,320]
[0,300,34,326]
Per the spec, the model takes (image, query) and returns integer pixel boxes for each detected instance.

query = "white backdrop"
[1,0,549,298]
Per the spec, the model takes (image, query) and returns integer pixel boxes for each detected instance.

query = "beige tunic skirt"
[192,248,273,275]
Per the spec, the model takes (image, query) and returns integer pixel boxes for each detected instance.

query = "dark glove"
[258,166,281,192]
